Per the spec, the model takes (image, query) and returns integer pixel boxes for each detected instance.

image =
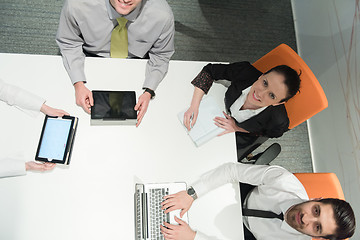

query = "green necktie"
[110,17,128,58]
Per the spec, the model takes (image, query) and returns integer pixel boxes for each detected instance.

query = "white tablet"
[35,115,78,165]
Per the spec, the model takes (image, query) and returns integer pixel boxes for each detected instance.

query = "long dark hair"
[265,65,301,102]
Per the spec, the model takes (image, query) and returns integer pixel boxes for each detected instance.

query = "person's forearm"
[190,87,205,108]
[143,50,173,91]
[40,104,51,115]
[0,158,26,178]
[236,125,250,133]
[191,162,277,198]
[0,79,45,112]
[191,69,214,94]
[142,13,175,91]
[143,61,167,91]
[74,81,85,90]
[56,1,87,85]
[57,45,87,85]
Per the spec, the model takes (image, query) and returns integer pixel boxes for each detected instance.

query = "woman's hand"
[25,161,56,171]
[214,112,249,136]
[183,106,199,131]
[183,87,205,131]
[40,104,69,117]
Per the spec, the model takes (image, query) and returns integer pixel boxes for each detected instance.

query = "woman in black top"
[183,62,301,141]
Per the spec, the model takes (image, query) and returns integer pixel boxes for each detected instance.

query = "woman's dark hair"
[317,198,356,240]
[265,65,301,102]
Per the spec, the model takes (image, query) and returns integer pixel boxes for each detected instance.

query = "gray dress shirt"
[56,0,175,90]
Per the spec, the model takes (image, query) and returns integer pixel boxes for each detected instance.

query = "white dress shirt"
[192,162,310,240]
[229,86,266,124]
[56,0,175,91]
[0,79,45,178]
[0,79,44,114]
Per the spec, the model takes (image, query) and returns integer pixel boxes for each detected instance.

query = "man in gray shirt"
[56,0,175,126]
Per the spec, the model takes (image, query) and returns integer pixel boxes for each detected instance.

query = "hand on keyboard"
[161,190,194,217]
[161,216,196,240]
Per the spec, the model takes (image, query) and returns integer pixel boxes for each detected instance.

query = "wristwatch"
[187,186,198,200]
[143,88,155,99]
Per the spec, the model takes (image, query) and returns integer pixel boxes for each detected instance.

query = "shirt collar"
[229,86,266,123]
[105,0,143,21]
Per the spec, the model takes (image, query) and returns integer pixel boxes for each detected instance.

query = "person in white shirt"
[0,79,68,178]
[160,163,355,240]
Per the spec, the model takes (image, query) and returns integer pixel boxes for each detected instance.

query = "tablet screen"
[38,118,72,160]
[91,91,137,120]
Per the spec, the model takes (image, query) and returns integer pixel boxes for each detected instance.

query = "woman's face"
[246,71,288,109]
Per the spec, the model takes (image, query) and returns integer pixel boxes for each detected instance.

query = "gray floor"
[0,0,312,172]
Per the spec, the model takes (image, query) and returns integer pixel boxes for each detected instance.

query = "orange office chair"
[238,44,328,161]
[240,148,350,239]
[294,173,347,240]
[294,173,345,200]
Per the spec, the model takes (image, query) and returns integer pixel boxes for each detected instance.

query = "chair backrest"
[253,44,328,129]
[294,173,346,240]
[294,173,345,200]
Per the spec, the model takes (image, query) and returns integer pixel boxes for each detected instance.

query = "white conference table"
[0,53,243,240]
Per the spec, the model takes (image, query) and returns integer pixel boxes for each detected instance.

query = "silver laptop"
[134,182,189,240]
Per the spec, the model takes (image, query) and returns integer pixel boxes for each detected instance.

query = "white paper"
[178,96,224,147]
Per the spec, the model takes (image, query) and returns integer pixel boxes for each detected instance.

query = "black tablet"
[35,115,78,165]
[91,90,137,125]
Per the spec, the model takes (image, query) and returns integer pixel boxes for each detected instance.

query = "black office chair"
[239,143,281,240]
[238,143,281,165]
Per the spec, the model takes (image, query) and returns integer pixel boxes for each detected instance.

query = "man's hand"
[162,190,194,217]
[74,81,93,114]
[183,105,199,131]
[134,92,151,127]
[214,111,250,136]
[40,104,69,117]
[25,161,56,172]
[161,216,196,240]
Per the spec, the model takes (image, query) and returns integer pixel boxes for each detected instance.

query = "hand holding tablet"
[25,161,56,171]
[91,90,137,125]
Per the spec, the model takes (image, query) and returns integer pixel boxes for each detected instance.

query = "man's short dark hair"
[317,198,356,240]
[265,65,301,102]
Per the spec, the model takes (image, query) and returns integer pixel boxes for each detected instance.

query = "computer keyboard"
[135,189,142,240]
[149,188,169,240]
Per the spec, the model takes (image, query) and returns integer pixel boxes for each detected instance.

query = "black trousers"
[236,132,269,161]
[240,182,257,240]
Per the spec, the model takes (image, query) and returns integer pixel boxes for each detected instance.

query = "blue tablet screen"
[38,118,72,160]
